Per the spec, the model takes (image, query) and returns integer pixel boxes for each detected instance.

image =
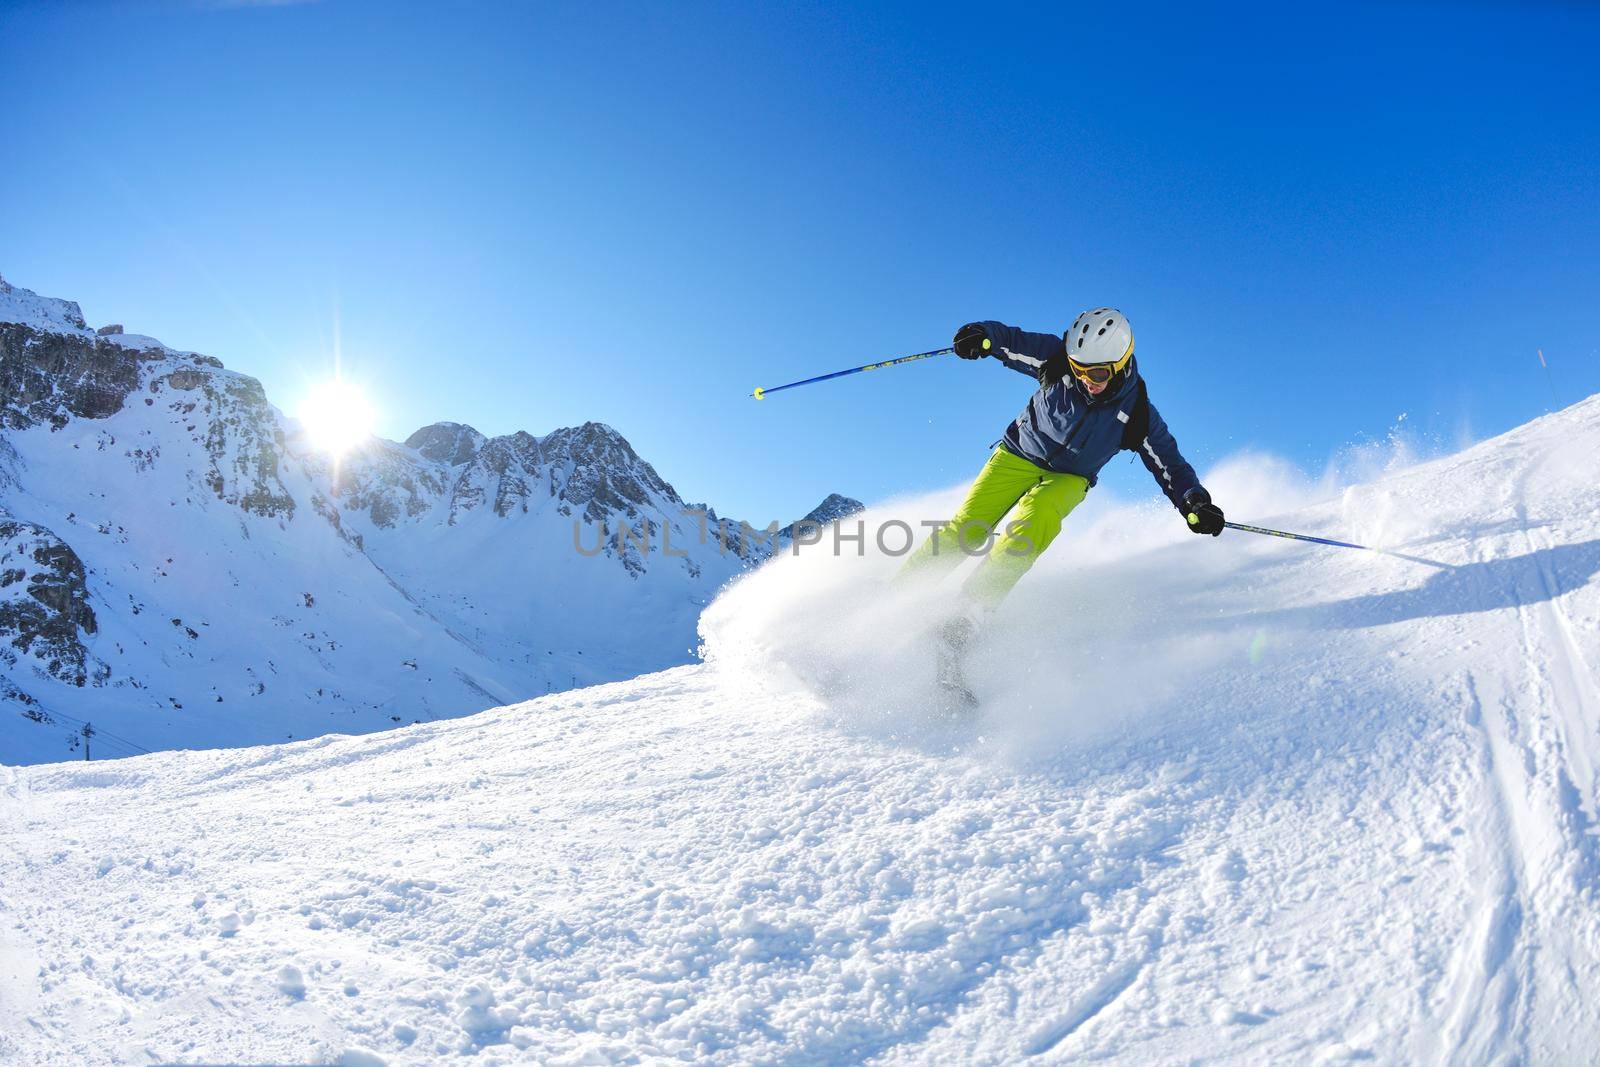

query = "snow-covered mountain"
[0,274,860,763]
[4,392,1597,1065]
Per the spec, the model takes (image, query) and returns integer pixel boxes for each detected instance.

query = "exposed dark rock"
[0,520,98,686]
[3,675,44,715]
[196,373,297,519]
[164,369,207,390]
[1,324,149,430]
[308,491,363,549]
[328,440,450,529]
[477,431,544,517]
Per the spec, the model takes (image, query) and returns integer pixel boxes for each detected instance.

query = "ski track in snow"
[3,398,1600,1065]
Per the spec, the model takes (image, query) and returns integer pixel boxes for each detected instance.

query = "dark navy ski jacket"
[980,321,1202,510]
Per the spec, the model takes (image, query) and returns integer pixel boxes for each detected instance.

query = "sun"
[297,379,376,457]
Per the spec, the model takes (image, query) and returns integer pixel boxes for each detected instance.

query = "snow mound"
[4,396,1600,1065]
[98,331,175,354]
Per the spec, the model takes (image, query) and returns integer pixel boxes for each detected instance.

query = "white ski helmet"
[1066,307,1134,366]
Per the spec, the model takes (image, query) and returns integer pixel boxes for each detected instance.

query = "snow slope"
[2,396,1598,1065]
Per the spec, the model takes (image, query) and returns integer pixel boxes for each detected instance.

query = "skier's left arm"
[1135,399,1225,535]
[952,321,1064,380]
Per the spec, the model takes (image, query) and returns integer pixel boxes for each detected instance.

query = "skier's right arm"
[952,321,1064,379]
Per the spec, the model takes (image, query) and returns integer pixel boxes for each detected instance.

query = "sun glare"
[298,379,376,457]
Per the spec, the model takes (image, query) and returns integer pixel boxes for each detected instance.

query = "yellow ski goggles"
[1066,343,1134,384]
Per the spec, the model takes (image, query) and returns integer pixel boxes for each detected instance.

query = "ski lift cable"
[25,706,153,756]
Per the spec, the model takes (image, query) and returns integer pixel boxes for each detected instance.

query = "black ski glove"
[953,322,991,360]
[1183,487,1224,536]
[1038,347,1071,386]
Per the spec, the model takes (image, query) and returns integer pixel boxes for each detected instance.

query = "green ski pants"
[899,447,1089,608]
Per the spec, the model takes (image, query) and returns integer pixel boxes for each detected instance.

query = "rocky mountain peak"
[773,493,867,552]
[800,493,866,525]
[540,422,681,523]
[0,273,89,335]
[541,421,638,462]
[405,422,486,467]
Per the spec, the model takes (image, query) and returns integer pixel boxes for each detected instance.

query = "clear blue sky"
[3,0,1596,523]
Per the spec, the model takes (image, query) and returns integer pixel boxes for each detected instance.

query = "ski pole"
[751,346,956,399]
[1203,518,1372,551]
[1213,519,1453,567]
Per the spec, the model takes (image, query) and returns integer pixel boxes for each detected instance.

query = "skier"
[898,308,1224,703]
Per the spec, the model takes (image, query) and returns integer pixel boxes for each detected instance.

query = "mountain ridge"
[0,273,862,762]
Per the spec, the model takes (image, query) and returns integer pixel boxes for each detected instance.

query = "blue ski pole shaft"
[1219,520,1451,568]
[752,347,955,399]
[1220,520,1370,551]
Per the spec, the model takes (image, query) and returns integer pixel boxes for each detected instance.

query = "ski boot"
[934,610,981,718]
